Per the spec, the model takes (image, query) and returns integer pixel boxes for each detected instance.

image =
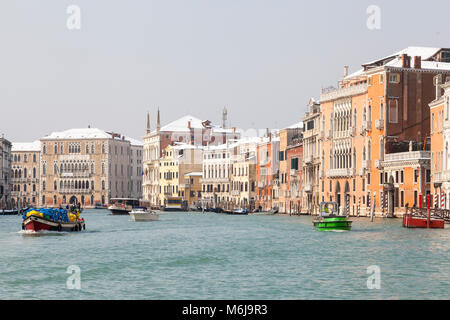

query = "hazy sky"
[1,0,450,142]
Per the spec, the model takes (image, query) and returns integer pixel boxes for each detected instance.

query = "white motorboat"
[129,207,159,221]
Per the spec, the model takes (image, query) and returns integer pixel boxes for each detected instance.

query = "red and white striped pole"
[441,191,445,209]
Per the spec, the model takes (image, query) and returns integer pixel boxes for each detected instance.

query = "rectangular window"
[400,190,404,207]
[389,100,398,123]
[395,171,399,184]
[389,73,400,83]
[380,172,383,185]
[414,169,419,183]
[401,170,404,184]
[414,190,418,206]
[291,158,299,170]
[426,169,431,183]
[367,173,371,185]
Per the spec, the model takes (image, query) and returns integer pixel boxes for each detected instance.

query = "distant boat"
[224,208,249,215]
[94,202,107,209]
[1,207,29,215]
[108,198,140,215]
[129,207,159,222]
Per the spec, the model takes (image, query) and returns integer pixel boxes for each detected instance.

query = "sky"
[1,0,450,142]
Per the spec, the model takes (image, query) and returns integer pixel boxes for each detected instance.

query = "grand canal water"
[0,210,449,299]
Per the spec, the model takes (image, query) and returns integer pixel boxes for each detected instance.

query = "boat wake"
[17,230,68,236]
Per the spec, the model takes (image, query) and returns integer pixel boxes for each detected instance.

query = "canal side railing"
[405,206,450,223]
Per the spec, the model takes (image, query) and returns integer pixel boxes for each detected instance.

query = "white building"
[143,110,239,207]
[39,128,142,208]
[0,137,12,209]
[11,140,41,208]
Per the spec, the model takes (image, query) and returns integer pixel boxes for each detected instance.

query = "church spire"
[156,108,161,132]
[146,111,150,134]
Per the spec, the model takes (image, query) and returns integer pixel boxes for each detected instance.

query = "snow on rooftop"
[385,57,450,71]
[41,128,112,140]
[185,172,203,177]
[286,121,303,129]
[124,136,143,147]
[12,140,41,152]
[363,47,442,66]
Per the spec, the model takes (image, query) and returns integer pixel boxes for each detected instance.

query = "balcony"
[382,151,430,168]
[318,131,324,140]
[434,171,450,183]
[320,83,368,103]
[362,160,371,170]
[375,159,382,169]
[375,119,384,130]
[304,155,313,165]
[231,190,240,196]
[60,172,92,178]
[349,127,356,137]
[327,130,333,139]
[303,183,313,193]
[384,151,430,162]
[326,168,355,178]
[59,188,94,194]
[359,121,371,135]
[290,169,298,176]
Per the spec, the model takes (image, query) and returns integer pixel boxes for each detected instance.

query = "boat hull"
[130,212,159,221]
[402,214,445,229]
[313,217,352,231]
[23,215,85,232]
[108,208,131,215]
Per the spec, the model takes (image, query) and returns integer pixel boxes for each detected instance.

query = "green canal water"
[0,210,449,299]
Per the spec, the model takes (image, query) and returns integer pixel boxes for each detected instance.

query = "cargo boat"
[22,208,85,232]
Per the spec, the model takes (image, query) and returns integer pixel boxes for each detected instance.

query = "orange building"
[430,77,450,208]
[256,133,279,212]
[320,47,450,216]
[278,124,303,214]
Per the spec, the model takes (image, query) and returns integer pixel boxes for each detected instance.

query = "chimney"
[402,54,411,68]
[187,121,191,129]
[232,127,236,133]
[146,112,150,134]
[156,108,161,132]
[344,66,349,78]
[414,56,421,69]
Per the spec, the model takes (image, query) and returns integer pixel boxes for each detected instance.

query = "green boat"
[313,202,352,231]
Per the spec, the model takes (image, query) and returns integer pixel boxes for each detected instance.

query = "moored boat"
[226,208,249,215]
[129,207,159,221]
[22,208,85,232]
[402,214,445,229]
[313,202,352,231]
